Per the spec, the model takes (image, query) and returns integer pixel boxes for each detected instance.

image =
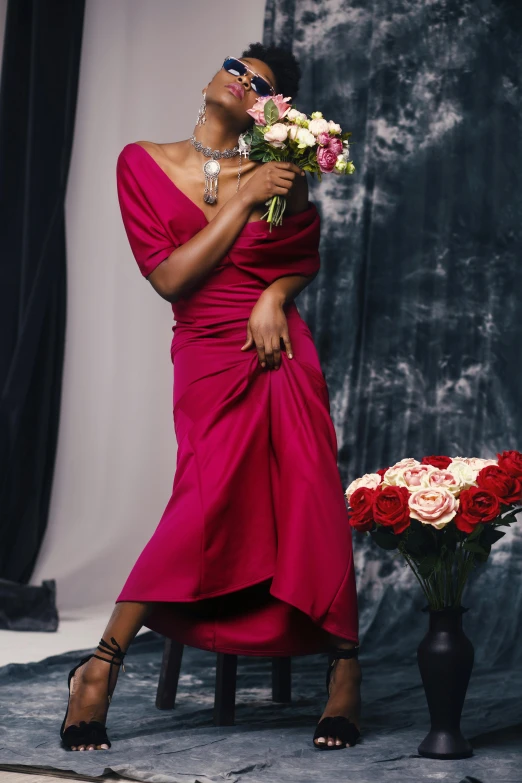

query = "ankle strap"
[328,644,359,661]
[93,636,127,665]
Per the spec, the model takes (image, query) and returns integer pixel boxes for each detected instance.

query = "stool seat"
[155,637,292,725]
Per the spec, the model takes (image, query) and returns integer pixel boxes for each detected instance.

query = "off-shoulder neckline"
[127,142,315,230]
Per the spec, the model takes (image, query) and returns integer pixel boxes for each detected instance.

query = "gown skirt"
[115,142,359,656]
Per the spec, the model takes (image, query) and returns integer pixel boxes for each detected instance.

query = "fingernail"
[261,362,266,367]
[288,353,293,359]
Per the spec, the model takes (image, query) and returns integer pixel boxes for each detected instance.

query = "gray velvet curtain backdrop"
[263,0,522,665]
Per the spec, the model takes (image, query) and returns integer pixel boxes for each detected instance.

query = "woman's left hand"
[240,289,294,370]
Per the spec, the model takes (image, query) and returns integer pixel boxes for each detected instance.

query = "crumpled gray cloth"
[0,578,58,631]
[0,632,520,783]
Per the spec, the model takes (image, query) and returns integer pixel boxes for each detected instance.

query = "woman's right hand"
[241,161,305,207]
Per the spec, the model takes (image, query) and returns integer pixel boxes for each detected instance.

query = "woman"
[60,42,361,753]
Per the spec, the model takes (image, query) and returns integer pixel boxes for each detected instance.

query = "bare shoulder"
[133,140,189,167]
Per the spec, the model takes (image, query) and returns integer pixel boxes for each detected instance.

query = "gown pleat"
[115,143,359,656]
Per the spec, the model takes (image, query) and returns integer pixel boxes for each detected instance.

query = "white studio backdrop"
[30,0,266,611]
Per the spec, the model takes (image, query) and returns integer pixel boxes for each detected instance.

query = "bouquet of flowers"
[240,94,355,231]
[345,452,522,609]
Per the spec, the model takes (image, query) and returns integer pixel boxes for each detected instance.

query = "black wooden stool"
[155,637,292,725]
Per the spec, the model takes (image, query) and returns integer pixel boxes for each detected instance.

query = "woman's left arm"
[240,172,318,370]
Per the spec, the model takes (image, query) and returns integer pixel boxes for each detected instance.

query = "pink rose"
[246,94,292,126]
[246,96,271,125]
[328,137,343,156]
[264,122,289,148]
[271,94,292,120]
[408,488,459,529]
[316,146,338,173]
[317,132,330,147]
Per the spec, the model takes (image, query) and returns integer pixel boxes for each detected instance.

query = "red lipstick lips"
[226,83,244,100]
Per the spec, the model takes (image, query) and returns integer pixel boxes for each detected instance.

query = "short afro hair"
[240,42,301,101]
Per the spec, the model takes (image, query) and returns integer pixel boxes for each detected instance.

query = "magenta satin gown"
[115,142,358,656]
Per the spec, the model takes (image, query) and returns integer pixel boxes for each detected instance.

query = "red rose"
[497,449,522,479]
[376,467,390,479]
[454,486,501,534]
[373,484,411,534]
[476,465,522,504]
[347,487,376,532]
[421,455,452,470]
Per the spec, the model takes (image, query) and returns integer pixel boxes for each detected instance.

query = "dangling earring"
[196,92,207,126]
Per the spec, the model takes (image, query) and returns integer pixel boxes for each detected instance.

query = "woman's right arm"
[147,161,305,303]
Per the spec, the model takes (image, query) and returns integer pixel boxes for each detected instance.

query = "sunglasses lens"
[223,57,246,77]
[251,77,272,96]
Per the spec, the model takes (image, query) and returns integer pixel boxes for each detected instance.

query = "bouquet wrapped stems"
[263,193,287,231]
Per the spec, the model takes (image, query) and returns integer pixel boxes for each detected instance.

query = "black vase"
[417,607,474,759]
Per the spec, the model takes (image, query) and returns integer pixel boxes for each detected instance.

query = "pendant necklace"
[189,133,251,204]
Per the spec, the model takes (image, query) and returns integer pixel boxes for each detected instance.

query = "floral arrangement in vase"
[345,452,522,609]
[240,94,355,230]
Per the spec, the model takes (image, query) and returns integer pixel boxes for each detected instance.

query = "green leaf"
[263,99,279,126]
[371,528,400,551]
[481,527,506,547]
[417,555,439,578]
[499,510,519,526]
[403,520,434,558]
[463,541,488,555]
[466,523,484,542]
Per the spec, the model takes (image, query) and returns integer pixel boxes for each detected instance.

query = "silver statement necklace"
[189,133,250,204]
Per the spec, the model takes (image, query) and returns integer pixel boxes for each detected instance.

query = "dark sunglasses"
[222,56,275,97]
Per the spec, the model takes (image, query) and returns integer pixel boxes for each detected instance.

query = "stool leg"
[156,637,184,710]
[272,656,291,702]
[214,653,237,726]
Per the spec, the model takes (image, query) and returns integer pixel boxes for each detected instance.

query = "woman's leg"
[65,601,155,751]
[313,633,362,749]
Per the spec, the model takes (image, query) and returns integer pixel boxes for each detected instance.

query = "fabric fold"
[115,142,359,655]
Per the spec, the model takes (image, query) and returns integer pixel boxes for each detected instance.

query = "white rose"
[383,458,422,486]
[447,459,478,489]
[334,157,348,174]
[328,120,342,134]
[308,118,330,136]
[264,123,289,147]
[453,456,498,480]
[311,111,323,119]
[287,109,301,122]
[345,473,382,501]
[295,127,316,148]
[346,161,355,174]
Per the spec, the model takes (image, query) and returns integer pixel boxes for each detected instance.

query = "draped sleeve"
[116,147,178,278]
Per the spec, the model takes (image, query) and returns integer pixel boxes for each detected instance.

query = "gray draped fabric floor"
[0,629,520,783]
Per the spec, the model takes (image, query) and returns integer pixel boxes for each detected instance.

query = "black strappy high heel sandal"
[313,645,361,750]
[60,636,126,750]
